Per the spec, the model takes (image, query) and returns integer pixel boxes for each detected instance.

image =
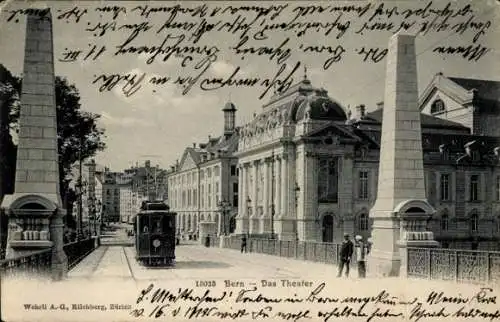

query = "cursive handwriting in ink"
[235,287,283,303]
[59,48,82,62]
[317,306,367,322]
[305,283,339,303]
[137,283,154,304]
[472,287,497,304]
[357,47,387,63]
[426,290,469,305]
[57,6,87,23]
[367,308,404,322]
[6,8,50,23]
[92,72,146,97]
[275,310,312,322]
[409,303,449,322]
[231,35,292,65]
[433,44,490,62]
[95,5,127,20]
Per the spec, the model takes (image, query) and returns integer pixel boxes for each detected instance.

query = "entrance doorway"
[322,214,334,243]
[229,216,236,234]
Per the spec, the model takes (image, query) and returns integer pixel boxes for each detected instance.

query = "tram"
[134,200,176,266]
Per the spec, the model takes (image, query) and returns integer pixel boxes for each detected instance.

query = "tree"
[0,64,106,217]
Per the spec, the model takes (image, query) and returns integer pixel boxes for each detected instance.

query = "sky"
[0,0,499,172]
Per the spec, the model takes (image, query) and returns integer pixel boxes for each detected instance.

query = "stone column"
[235,164,248,234]
[275,157,281,230]
[280,155,288,217]
[237,165,243,218]
[249,161,259,234]
[261,158,270,234]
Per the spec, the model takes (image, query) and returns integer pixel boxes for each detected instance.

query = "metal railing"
[407,247,500,285]
[222,237,348,265]
[63,238,98,270]
[0,238,98,277]
[0,248,52,278]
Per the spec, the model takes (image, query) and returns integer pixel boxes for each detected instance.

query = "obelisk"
[367,32,438,277]
[1,10,67,279]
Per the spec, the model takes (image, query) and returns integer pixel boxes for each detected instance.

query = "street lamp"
[246,196,251,236]
[217,199,231,236]
[294,182,300,242]
[75,179,87,240]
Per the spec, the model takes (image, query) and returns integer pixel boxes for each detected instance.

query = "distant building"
[420,73,500,137]
[167,102,239,239]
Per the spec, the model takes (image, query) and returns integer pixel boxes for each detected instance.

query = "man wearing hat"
[337,233,354,277]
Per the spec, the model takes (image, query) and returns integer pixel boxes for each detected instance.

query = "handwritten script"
[3,1,496,99]
[128,283,500,321]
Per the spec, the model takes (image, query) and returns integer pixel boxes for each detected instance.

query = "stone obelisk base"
[366,213,402,277]
[50,210,67,280]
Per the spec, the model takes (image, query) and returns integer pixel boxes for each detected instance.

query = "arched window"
[358,213,369,231]
[431,99,445,114]
[470,213,479,232]
[441,214,449,231]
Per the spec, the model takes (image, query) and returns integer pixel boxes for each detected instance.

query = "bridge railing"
[0,237,98,277]
[0,248,52,277]
[221,237,349,265]
[63,237,98,270]
[407,247,500,285]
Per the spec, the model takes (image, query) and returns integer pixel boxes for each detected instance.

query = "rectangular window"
[208,184,211,208]
[470,175,479,201]
[496,175,500,201]
[233,182,238,207]
[358,171,369,200]
[440,174,450,201]
[231,165,236,176]
[201,186,204,207]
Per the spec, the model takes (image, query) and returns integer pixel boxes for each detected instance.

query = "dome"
[222,102,237,111]
[293,89,347,122]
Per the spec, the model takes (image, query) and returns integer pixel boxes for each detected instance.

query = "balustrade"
[407,247,500,285]
[221,236,346,265]
[0,238,98,277]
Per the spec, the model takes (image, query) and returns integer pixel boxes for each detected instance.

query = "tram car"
[134,201,177,266]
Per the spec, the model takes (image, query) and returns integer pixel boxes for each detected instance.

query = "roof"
[448,77,500,101]
[419,73,500,114]
[358,108,469,131]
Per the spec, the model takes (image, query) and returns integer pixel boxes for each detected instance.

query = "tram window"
[154,218,162,233]
[139,216,149,233]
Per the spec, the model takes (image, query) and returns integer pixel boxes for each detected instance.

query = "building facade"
[233,75,500,249]
[168,103,239,240]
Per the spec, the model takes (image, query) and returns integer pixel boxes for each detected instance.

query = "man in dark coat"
[241,235,247,253]
[337,233,354,277]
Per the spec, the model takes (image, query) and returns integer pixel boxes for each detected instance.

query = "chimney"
[145,160,151,168]
[376,101,383,110]
[222,102,237,138]
[192,142,196,148]
[355,104,366,119]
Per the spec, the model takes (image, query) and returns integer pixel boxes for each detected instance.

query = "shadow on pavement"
[173,261,232,269]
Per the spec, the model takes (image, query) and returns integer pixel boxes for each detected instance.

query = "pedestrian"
[355,235,367,278]
[241,235,247,253]
[337,233,354,277]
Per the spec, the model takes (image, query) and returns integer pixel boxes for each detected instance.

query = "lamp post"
[246,196,251,236]
[294,183,300,241]
[217,199,231,236]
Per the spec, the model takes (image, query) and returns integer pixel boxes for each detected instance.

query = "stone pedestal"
[277,218,296,241]
[398,231,439,278]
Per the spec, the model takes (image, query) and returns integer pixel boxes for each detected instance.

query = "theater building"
[233,74,500,249]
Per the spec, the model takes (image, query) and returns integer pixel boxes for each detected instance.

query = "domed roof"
[222,101,237,111]
[293,89,347,122]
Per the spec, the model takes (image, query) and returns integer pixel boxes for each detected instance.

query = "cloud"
[99,111,151,127]
[211,61,237,77]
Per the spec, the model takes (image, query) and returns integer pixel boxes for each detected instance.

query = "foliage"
[0,64,106,213]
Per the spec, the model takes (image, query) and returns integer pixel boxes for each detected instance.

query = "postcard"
[0,0,499,321]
